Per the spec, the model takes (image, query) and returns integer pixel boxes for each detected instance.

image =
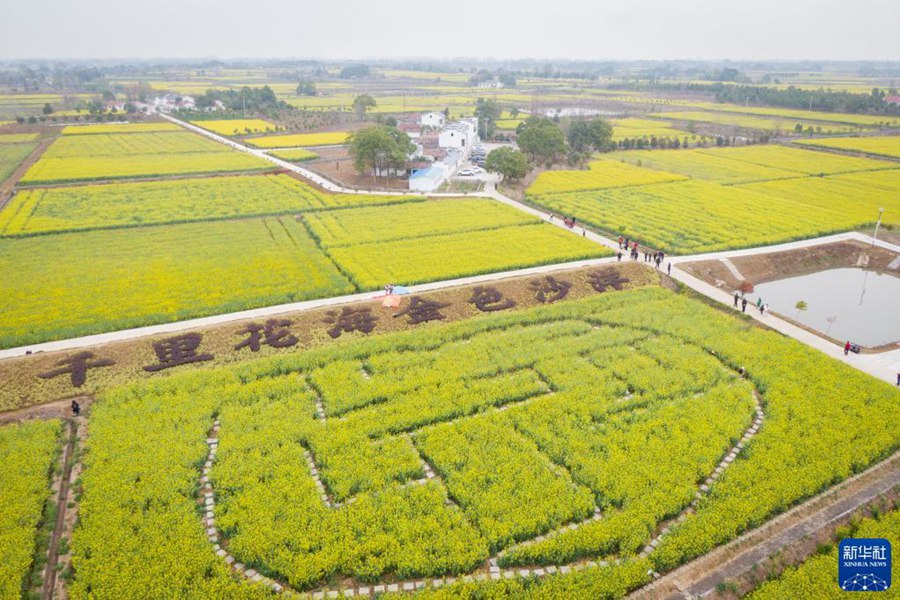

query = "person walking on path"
[618,236,624,249]
[733,291,739,308]
[763,303,769,316]
[667,262,671,275]
[896,372,899,386]
[617,251,623,262]
[741,297,747,313]
[845,341,851,356]
[756,297,762,310]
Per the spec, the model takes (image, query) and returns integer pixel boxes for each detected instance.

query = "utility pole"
[871,207,885,247]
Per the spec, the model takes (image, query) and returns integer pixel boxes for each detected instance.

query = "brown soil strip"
[51,417,87,600]
[0,396,93,426]
[41,419,77,600]
[630,451,900,599]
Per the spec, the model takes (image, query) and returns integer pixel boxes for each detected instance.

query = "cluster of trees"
[484,115,615,182]
[515,116,613,165]
[715,84,900,115]
[468,69,517,87]
[296,79,317,96]
[194,86,289,112]
[347,125,414,182]
[339,64,371,79]
[352,94,376,120]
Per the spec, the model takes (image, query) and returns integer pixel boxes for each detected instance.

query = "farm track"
[41,418,77,600]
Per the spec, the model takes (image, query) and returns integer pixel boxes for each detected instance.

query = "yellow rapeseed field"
[528,160,687,195]
[247,131,350,148]
[796,135,900,159]
[61,122,182,135]
[194,119,277,136]
[20,131,272,183]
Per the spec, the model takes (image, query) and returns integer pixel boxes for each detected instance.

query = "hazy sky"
[2,0,898,61]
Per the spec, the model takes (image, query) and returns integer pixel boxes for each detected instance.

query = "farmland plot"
[68,286,900,596]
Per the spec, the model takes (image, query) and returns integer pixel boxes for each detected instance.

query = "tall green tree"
[296,80,317,96]
[567,118,614,152]
[347,126,414,183]
[485,147,530,181]
[353,94,377,121]
[516,117,567,165]
[475,98,501,139]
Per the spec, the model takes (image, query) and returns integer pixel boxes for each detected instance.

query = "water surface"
[754,268,900,347]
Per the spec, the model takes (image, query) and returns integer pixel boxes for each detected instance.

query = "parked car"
[458,169,475,177]
[472,166,485,174]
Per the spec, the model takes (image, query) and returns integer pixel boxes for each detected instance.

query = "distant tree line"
[195,86,290,112]
[714,85,900,115]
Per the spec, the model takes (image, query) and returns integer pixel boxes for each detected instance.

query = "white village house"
[438,118,478,151]
[418,111,446,129]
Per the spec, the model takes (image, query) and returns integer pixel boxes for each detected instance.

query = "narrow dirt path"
[630,451,900,599]
[41,418,77,600]
[0,396,93,426]
[50,416,87,600]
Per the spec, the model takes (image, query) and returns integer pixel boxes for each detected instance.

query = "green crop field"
[0,139,37,183]
[0,133,39,143]
[20,131,272,183]
[0,174,422,236]
[65,285,900,597]
[796,135,900,159]
[0,218,355,348]
[269,147,319,161]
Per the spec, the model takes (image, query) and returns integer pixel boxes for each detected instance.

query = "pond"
[754,268,900,347]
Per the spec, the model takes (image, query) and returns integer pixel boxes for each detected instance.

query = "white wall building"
[409,164,448,193]
[438,118,478,151]
[419,111,446,129]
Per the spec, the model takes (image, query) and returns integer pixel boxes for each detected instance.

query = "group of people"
[615,237,668,271]
[733,291,768,316]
